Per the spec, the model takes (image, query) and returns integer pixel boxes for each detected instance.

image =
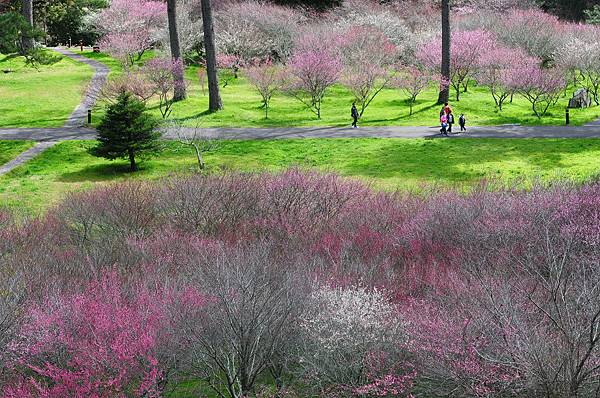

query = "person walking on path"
[351,103,359,128]
[447,111,455,134]
[440,113,448,136]
[459,114,467,132]
[443,102,452,116]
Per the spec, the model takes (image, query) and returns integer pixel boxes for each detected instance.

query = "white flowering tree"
[297,285,404,394]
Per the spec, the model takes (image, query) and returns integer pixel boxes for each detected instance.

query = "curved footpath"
[0,47,109,175]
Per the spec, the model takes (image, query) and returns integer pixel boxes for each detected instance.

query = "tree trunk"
[200,0,223,112]
[128,149,137,172]
[167,0,186,101]
[437,0,450,105]
[21,0,34,52]
[193,145,205,170]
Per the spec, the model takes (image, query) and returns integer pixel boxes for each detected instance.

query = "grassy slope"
[82,50,600,128]
[0,141,35,165]
[0,50,94,128]
[2,138,600,214]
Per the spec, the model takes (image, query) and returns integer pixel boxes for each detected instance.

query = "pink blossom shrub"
[477,46,537,111]
[510,65,566,118]
[393,66,436,115]
[2,272,192,398]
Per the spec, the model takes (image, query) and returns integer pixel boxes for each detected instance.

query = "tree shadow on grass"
[169,110,213,124]
[338,139,600,187]
[0,54,20,64]
[57,162,146,183]
[366,102,441,124]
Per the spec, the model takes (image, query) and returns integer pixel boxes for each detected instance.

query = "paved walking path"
[0,48,108,175]
[52,47,110,128]
[0,141,58,175]
[3,124,600,142]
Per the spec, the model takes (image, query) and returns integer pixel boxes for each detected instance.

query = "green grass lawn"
[2,138,600,214]
[0,50,94,128]
[82,50,600,128]
[0,141,35,165]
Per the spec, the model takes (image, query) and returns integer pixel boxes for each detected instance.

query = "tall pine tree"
[90,92,161,172]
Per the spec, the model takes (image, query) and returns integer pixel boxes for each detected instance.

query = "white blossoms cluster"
[298,285,403,389]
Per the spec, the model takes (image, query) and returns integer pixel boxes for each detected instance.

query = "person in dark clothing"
[459,114,466,132]
[447,111,455,134]
[351,103,359,128]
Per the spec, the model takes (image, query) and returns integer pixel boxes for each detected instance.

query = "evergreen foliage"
[90,92,161,172]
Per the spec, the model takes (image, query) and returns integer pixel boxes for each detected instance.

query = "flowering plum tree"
[393,66,435,115]
[97,0,166,66]
[99,68,156,104]
[338,26,397,117]
[215,1,304,63]
[181,244,307,398]
[298,285,406,395]
[512,65,566,118]
[245,61,286,119]
[417,29,497,101]
[286,34,342,119]
[216,53,244,87]
[490,9,566,64]
[143,57,187,119]
[477,47,537,111]
[558,26,600,105]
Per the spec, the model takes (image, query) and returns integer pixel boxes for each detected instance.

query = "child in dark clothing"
[459,114,466,132]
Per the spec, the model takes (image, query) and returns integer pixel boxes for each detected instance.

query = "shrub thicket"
[1,170,600,397]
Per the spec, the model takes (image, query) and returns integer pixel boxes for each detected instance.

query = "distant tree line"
[536,0,598,21]
[272,0,600,21]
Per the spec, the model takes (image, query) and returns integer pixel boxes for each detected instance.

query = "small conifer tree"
[90,92,161,172]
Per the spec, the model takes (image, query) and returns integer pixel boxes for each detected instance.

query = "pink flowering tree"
[97,0,166,66]
[417,29,497,101]
[286,34,342,119]
[2,273,179,397]
[337,26,397,117]
[245,60,286,119]
[143,57,187,119]
[512,66,566,118]
[216,53,244,87]
[393,66,435,115]
[403,299,520,397]
[477,47,538,111]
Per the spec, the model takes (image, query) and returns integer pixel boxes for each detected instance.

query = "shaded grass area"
[0,141,35,165]
[0,50,94,128]
[81,50,600,128]
[2,138,600,214]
